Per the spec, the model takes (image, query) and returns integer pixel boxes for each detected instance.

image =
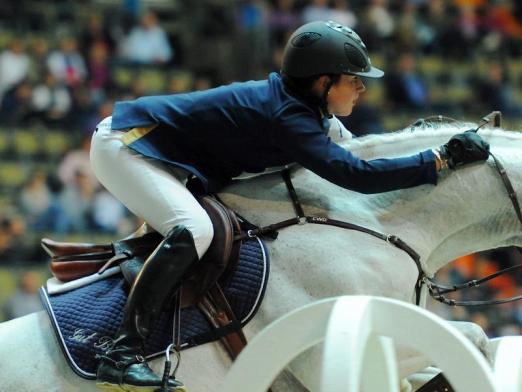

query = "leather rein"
[237,112,522,307]
[426,112,522,306]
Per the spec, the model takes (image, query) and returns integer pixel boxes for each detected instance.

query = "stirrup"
[157,344,182,392]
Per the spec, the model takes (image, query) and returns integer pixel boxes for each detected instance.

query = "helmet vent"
[291,32,322,48]
[344,43,368,70]
[326,21,365,47]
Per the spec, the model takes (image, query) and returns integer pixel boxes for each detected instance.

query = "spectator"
[454,0,487,7]
[384,53,430,111]
[59,170,96,232]
[69,82,98,135]
[27,37,50,83]
[483,0,522,56]
[0,39,30,101]
[472,61,522,116]
[91,189,129,234]
[267,0,300,47]
[80,14,115,57]
[57,136,99,190]
[87,41,112,103]
[485,0,522,40]
[119,10,173,65]
[19,171,64,232]
[302,0,332,24]
[0,80,33,126]
[2,271,43,320]
[458,5,480,40]
[47,37,88,88]
[234,0,271,79]
[30,72,72,126]
[361,0,395,48]
[394,2,424,52]
[329,0,358,29]
[454,4,481,57]
[422,0,453,54]
[0,214,31,263]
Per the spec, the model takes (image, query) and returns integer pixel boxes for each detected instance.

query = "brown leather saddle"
[42,195,247,358]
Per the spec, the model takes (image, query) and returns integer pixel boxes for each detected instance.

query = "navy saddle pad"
[40,237,269,379]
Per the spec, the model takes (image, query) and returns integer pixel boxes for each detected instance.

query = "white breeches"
[90,117,213,259]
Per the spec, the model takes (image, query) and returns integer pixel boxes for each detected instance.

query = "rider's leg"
[96,226,196,391]
[90,117,214,391]
[90,116,214,258]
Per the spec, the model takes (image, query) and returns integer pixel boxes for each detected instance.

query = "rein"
[427,112,522,306]
[236,111,522,307]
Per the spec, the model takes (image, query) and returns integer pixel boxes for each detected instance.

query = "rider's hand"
[437,131,490,169]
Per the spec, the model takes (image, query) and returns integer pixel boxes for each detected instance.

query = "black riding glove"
[438,131,490,169]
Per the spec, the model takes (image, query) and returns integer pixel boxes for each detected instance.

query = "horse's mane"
[340,122,522,157]
[345,122,474,147]
[229,122,522,210]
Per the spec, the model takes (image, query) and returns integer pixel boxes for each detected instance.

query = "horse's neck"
[341,125,470,159]
[224,126,522,276]
[366,162,518,273]
[346,126,522,273]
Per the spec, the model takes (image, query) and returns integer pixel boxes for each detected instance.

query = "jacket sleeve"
[271,103,438,194]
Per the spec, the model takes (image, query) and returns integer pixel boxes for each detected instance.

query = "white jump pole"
[222,295,498,392]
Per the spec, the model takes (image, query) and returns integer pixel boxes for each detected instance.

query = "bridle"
[236,111,522,307]
[423,111,522,306]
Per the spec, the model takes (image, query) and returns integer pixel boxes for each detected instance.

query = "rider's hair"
[281,73,341,116]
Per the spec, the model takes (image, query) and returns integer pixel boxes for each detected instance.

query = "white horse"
[1,123,521,392]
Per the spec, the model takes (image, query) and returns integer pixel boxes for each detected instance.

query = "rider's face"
[327,75,366,116]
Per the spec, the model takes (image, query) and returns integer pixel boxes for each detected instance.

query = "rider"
[90,20,490,391]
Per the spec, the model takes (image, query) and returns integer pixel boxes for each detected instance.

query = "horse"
[1,122,521,391]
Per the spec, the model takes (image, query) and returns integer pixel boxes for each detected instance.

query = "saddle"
[42,195,247,358]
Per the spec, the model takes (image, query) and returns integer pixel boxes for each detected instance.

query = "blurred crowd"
[430,250,522,337]
[1,0,522,132]
[0,0,522,334]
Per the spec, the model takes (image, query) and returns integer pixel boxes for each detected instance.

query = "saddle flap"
[185,196,241,299]
[44,196,242,296]
[50,259,109,282]
[120,196,241,305]
[42,238,113,258]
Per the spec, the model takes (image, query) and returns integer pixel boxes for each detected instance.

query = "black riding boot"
[96,226,199,392]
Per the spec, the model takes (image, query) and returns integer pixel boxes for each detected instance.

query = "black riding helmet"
[281,20,384,79]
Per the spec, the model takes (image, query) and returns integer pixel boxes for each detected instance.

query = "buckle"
[421,276,434,290]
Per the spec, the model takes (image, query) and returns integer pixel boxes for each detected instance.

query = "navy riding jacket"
[111,72,437,193]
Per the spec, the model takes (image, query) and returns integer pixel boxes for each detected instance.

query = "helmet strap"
[320,77,334,119]
[281,73,335,124]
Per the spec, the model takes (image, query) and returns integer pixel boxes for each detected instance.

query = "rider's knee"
[189,211,214,259]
